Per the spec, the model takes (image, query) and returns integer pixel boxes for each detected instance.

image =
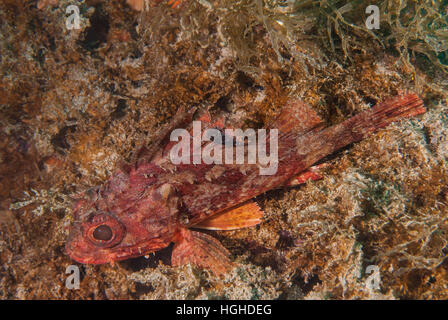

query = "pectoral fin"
[172,228,232,275]
[192,201,263,231]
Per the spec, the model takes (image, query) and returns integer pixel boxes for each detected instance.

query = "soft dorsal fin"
[269,99,324,136]
[192,201,263,231]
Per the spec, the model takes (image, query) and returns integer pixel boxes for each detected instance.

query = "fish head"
[66,181,179,264]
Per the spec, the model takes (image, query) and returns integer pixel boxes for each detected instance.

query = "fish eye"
[92,224,113,241]
[85,213,125,247]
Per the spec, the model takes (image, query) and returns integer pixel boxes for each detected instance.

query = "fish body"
[66,93,425,274]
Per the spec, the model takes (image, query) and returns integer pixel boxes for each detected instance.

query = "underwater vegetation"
[164,1,448,75]
[0,0,447,299]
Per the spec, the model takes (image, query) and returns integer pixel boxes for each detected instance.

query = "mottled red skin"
[66,94,425,267]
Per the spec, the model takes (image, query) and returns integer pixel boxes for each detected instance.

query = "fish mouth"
[65,245,110,264]
[65,236,110,264]
[66,229,172,264]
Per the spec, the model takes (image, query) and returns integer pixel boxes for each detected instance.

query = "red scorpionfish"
[66,93,425,275]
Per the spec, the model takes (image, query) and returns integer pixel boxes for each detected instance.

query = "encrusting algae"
[0,0,447,299]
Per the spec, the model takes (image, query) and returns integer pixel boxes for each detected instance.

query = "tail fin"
[297,93,425,168]
[348,92,425,137]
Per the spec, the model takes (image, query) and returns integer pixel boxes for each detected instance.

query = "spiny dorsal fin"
[133,106,197,164]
